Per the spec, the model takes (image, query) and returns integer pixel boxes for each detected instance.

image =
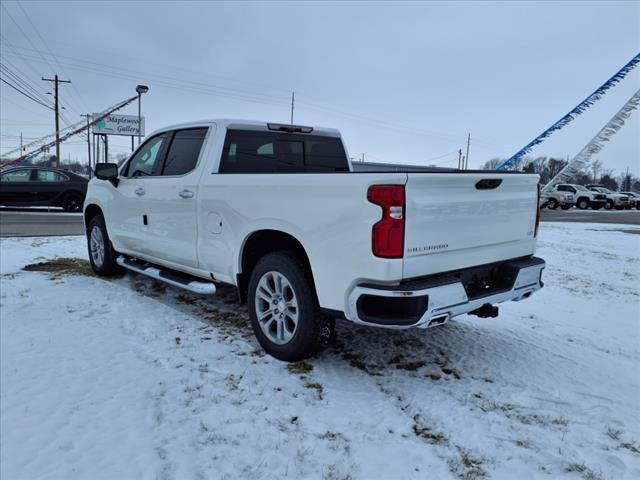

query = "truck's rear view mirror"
[95,163,119,181]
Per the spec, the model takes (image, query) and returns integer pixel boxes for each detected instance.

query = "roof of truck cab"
[147,119,342,138]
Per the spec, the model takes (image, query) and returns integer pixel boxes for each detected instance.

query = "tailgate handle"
[476,179,502,190]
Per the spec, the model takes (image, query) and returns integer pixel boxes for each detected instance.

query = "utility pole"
[458,149,463,169]
[464,133,471,170]
[361,153,365,163]
[290,91,295,124]
[81,114,92,177]
[42,74,71,168]
[20,132,22,153]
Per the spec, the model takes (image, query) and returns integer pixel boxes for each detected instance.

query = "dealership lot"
[1,222,638,479]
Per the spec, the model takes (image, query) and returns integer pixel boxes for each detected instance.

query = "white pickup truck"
[84,119,545,361]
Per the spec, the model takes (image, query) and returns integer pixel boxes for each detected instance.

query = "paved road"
[540,208,640,225]
[0,210,85,237]
[1,207,638,237]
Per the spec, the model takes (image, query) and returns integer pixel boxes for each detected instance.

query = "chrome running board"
[117,256,216,295]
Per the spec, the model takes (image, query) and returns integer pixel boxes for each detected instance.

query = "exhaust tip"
[427,315,449,327]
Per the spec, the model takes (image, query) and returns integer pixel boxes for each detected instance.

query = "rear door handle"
[135,187,146,196]
[179,189,194,199]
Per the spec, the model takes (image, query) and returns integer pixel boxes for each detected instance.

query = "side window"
[35,170,68,182]
[124,133,168,177]
[161,128,208,176]
[557,185,568,192]
[220,131,279,173]
[0,169,32,182]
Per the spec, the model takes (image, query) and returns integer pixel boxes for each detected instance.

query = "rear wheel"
[87,214,122,276]
[547,198,558,210]
[248,251,334,362]
[62,192,84,212]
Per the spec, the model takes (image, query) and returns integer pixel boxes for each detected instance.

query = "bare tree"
[481,158,502,170]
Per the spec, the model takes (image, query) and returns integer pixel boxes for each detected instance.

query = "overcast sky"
[1,1,639,175]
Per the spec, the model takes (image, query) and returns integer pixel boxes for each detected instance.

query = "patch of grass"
[287,361,314,375]
[448,448,487,480]
[620,441,640,455]
[517,413,568,427]
[440,365,461,379]
[606,427,622,441]
[412,414,447,445]
[426,373,442,381]
[342,352,379,374]
[23,257,93,279]
[565,463,604,480]
[395,361,426,371]
[305,382,324,400]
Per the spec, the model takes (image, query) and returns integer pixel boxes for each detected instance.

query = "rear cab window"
[219,130,349,173]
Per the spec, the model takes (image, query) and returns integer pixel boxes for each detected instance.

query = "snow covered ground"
[1,223,638,480]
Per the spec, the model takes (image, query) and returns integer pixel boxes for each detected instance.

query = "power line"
[15,1,88,115]
[0,62,52,107]
[0,76,53,110]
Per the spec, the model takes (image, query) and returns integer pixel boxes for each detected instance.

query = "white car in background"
[620,191,640,210]
[554,184,607,210]
[586,185,630,210]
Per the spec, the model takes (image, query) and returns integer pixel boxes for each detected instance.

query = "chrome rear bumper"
[347,257,545,329]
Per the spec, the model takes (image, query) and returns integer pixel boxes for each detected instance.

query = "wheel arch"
[237,229,315,303]
[84,203,104,230]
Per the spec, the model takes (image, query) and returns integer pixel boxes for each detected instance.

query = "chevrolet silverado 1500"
[84,120,545,361]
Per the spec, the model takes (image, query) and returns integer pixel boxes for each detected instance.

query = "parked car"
[0,166,88,211]
[585,185,630,210]
[541,186,574,210]
[84,119,545,361]
[552,184,606,210]
[619,191,640,210]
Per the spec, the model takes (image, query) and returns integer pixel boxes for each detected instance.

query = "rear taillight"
[367,185,405,258]
[534,183,541,237]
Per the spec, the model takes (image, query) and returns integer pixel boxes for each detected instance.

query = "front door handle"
[135,187,146,196]
[179,189,194,199]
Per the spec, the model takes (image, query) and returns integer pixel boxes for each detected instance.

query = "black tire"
[61,192,84,212]
[87,214,123,276]
[247,251,334,362]
[605,200,613,210]
[561,204,572,210]
[576,198,590,210]
[547,198,558,210]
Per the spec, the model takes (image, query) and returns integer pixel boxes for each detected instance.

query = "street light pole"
[135,84,149,146]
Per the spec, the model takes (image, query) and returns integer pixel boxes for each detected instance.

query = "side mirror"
[94,163,119,186]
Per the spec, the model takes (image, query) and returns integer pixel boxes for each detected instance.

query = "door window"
[1,169,32,182]
[161,128,208,176]
[35,170,68,182]
[124,133,168,177]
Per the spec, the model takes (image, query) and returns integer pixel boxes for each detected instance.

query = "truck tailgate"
[403,173,539,279]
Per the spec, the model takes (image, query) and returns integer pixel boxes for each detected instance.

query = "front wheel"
[547,198,559,210]
[576,198,590,210]
[87,214,122,276]
[248,251,334,362]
